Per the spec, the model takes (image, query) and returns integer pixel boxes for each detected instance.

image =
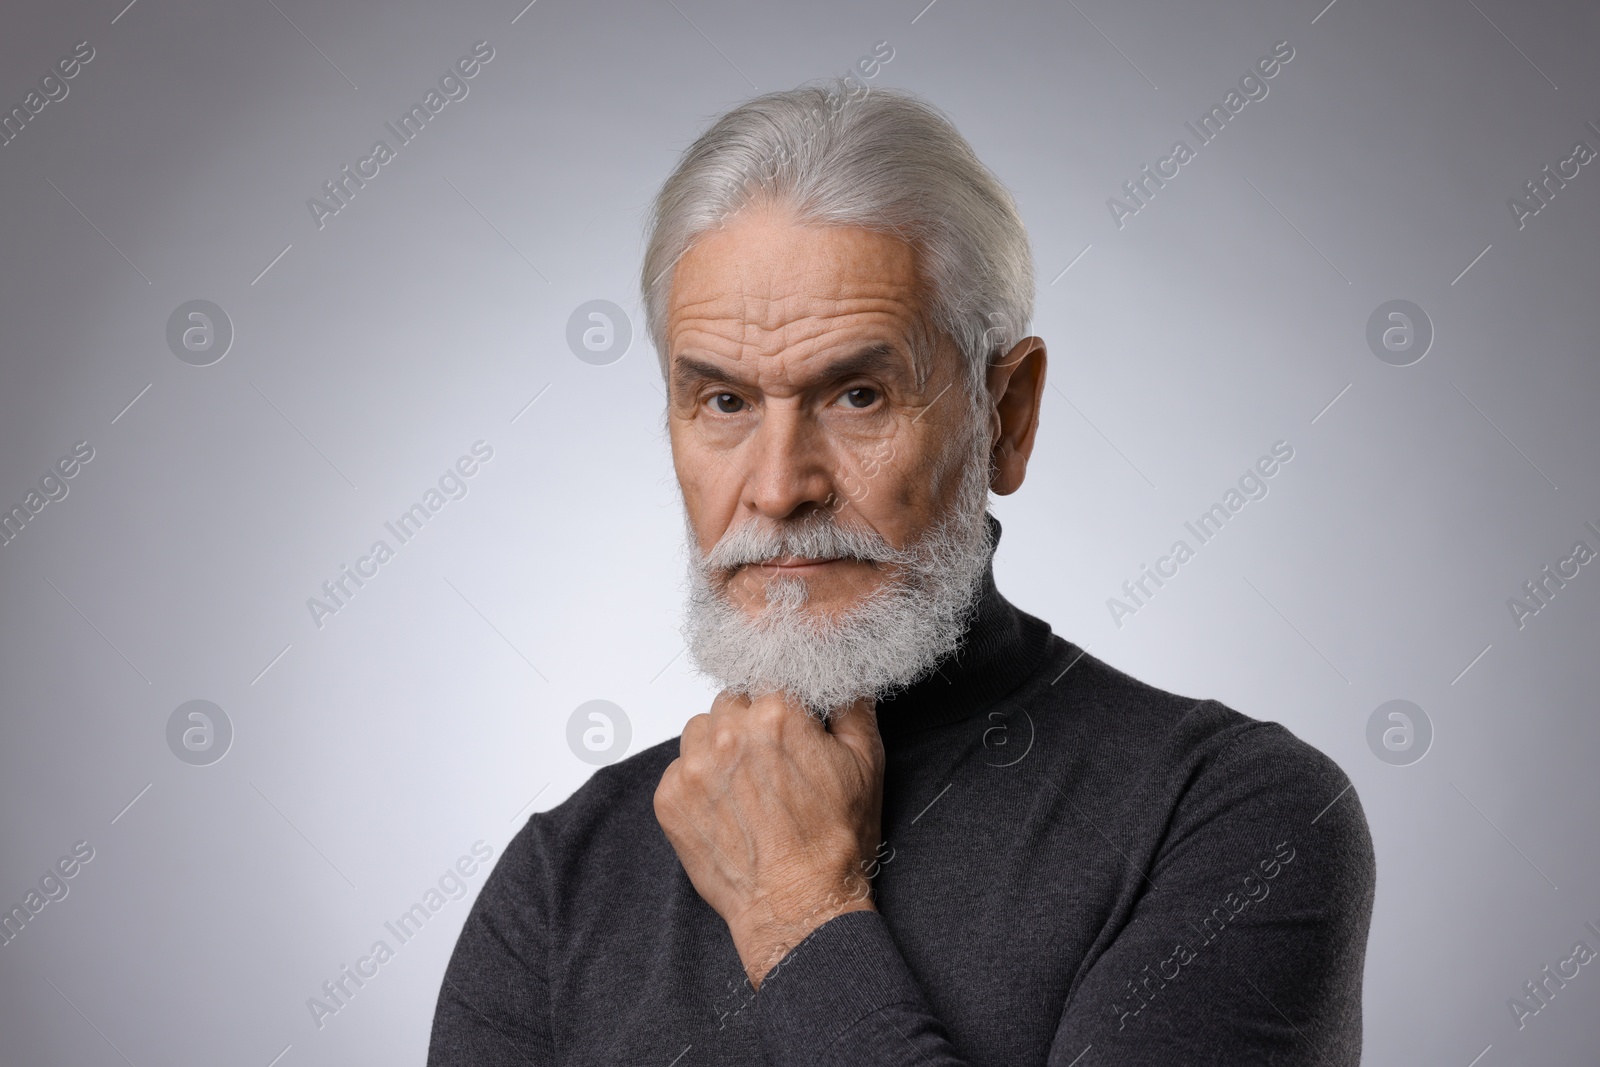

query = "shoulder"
[489,733,683,898]
[1042,638,1373,883]
[1035,638,1262,777]
[1045,637,1347,789]
[539,733,681,842]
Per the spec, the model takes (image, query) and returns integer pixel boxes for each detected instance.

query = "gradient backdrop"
[1,0,1597,1064]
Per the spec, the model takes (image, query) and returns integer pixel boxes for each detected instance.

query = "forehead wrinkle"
[675,291,919,361]
[666,215,937,388]
[695,322,916,399]
[679,286,923,349]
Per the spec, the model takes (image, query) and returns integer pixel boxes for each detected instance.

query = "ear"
[985,337,1047,495]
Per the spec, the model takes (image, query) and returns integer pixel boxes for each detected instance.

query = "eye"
[709,392,745,414]
[840,386,879,409]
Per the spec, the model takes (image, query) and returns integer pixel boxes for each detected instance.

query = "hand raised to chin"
[653,690,885,989]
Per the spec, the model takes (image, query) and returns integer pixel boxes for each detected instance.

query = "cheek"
[680,491,722,550]
[670,425,717,493]
[926,425,977,499]
[888,465,923,511]
[858,427,948,527]
[671,455,736,548]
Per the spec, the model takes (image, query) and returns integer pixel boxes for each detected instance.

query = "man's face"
[665,205,983,622]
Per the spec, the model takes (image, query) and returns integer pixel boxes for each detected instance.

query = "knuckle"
[652,779,676,821]
[752,697,788,728]
[680,712,711,747]
[710,723,740,757]
[677,747,708,780]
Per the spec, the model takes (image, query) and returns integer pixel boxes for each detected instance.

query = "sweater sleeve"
[754,906,970,1065]
[1050,722,1376,1066]
[754,722,1375,1066]
[426,824,555,1066]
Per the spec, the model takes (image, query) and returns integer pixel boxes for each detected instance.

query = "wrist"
[734,871,877,989]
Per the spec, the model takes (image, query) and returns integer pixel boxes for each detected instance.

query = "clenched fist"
[654,690,885,988]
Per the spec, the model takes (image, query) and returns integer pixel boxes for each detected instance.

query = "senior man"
[429,82,1375,1066]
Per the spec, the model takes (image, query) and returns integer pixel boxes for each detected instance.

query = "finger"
[677,713,713,761]
[744,689,809,730]
[823,695,878,740]
[707,689,752,726]
[712,688,751,710]
[652,762,680,823]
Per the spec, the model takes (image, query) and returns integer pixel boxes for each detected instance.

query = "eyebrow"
[669,342,908,399]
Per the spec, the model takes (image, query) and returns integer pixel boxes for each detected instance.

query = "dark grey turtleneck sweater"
[427,515,1375,1065]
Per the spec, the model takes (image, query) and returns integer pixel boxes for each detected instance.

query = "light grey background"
[1,0,1596,1064]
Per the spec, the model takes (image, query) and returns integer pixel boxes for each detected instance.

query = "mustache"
[702,514,916,571]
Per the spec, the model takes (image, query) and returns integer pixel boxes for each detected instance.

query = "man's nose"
[739,405,837,522]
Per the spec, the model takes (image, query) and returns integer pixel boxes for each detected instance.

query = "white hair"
[640,79,1035,399]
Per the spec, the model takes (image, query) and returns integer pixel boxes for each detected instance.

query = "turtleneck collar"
[873,512,1054,741]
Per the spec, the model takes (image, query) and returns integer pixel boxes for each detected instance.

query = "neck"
[872,512,1055,740]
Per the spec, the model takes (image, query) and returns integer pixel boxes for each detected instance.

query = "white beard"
[680,413,995,720]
